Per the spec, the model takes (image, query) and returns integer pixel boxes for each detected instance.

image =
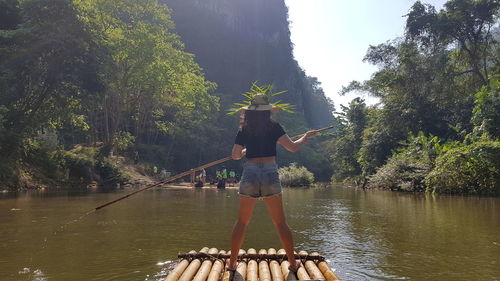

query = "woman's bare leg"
[229,196,257,269]
[263,194,299,269]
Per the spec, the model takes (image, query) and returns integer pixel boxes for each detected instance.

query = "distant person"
[226,93,317,276]
[229,170,236,186]
[134,151,139,164]
[201,168,207,184]
[153,166,158,177]
[160,168,167,180]
[190,169,195,186]
[222,167,228,186]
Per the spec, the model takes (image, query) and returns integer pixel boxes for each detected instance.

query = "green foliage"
[472,77,500,139]
[322,98,367,182]
[425,141,500,195]
[113,131,135,152]
[0,0,336,188]
[332,0,500,195]
[62,146,98,179]
[0,0,101,183]
[368,132,459,191]
[368,156,432,192]
[76,0,219,145]
[96,157,130,184]
[278,163,315,187]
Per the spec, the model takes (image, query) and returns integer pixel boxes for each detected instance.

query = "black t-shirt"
[234,122,286,158]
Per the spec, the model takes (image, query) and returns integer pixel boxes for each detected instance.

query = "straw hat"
[242,94,275,111]
[227,82,295,115]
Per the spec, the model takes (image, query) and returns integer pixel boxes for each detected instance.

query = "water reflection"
[0,186,499,281]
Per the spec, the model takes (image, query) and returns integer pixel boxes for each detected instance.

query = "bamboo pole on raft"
[268,248,284,281]
[303,251,326,280]
[177,248,209,281]
[278,249,296,281]
[246,248,259,281]
[258,249,272,281]
[206,250,226,281]
[317,260,341,281]
[296,251,311,280]
[92,125,334,211]
[163,250,196,281]
[192,248,218,281]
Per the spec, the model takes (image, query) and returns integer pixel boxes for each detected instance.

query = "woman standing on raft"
[228,93,317,275]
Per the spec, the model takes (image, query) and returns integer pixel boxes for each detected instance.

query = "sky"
[284,0,448,108]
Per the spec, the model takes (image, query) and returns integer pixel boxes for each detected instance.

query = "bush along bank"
[279,163,315,187]
[0,144,132,190]
[367,132,500,196]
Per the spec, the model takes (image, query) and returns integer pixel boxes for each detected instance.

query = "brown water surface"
[0,185,499,281]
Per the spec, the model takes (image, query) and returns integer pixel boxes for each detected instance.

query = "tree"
[76,0,219,148]
[0,0,101,184]
[323,98,367,182]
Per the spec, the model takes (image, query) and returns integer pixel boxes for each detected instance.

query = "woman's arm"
[231,144,246,160]
[277,130,317,152]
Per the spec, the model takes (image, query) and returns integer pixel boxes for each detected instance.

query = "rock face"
[163,0,334,128]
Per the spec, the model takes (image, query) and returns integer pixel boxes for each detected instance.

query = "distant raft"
[163,247,341,281]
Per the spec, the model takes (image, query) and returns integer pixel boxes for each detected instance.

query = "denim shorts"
[239,162,282,199]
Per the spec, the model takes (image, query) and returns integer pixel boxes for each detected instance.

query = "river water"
[0,185,499,281]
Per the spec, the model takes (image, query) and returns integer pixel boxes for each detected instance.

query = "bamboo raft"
[163,247,340,281]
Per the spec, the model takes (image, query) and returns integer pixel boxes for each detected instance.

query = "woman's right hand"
[301,130,318,143]
[305,130,318,139]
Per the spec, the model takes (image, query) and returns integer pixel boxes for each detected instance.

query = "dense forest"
[322,0,500,195]
[0,0,334,189]
[0,0,498,195]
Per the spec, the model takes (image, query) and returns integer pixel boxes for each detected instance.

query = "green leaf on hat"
[226,81,296,115]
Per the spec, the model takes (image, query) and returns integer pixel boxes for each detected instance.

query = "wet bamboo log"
[258,249,272,281]
[303,251,325,280]
[222,249,247,281]
[296,251,311,281]
[235,250,247,281]
[268,248,284,281]
[247,248,258,281]
[163,250,197,281]
[278,249,296,281]
[192,248,218,281]
[178,248,209,281]
[206,250,226,281]
[317,261,340,281]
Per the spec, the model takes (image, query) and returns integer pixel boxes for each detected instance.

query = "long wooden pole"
[93,125,334,211]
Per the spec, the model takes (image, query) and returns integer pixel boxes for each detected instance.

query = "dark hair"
[241,110,275,136]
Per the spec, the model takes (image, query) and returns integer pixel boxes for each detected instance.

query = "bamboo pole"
[222,249,247,281]
[163,250,196,281]
[235,250,247,281]
[317,261,340,281]
[92,125,334,211]
[278,249,297,281]
[247,248,258,281]
[268,248,284,281]
[178,248,209,281]
[296,251,311,280]
[192,248,218,281]
[258,249,272,281]
[302,251,325,280]
[206,250,225,281]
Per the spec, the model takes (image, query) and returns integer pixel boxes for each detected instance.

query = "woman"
[228,93,317,275]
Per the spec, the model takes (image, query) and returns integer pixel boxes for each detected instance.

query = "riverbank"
[0,150,240,192]
[0,149,177,192]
